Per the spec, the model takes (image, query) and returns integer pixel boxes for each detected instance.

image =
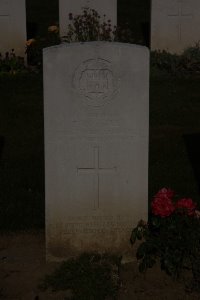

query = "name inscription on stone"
[73,58,119,106]
[49,215,134,235]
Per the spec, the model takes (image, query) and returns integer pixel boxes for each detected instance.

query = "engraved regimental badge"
[73,58,119,107]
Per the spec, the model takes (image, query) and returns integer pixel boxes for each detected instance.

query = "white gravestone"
[44,42,149,261]
[151,0,200,53]
[59,0,117,38]
[0,0,26,57]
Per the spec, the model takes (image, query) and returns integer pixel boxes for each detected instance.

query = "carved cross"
[77,146,117,210]
[168,0,193,41]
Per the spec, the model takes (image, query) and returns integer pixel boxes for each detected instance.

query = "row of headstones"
[1,0,200,57]
[0,0,117,57]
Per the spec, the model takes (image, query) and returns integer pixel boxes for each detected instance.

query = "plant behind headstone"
[26,8,135,68]
[151,42,200,75]
[63,8,134,43]
[0,50,25,74]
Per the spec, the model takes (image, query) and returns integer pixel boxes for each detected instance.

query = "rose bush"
[151,188,175,217]
[26,24,60,67]
[176,198,197,216]
[154,187,175,200]
[131,188,200,288]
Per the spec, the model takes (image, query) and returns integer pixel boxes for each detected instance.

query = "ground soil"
[0,231,200,300]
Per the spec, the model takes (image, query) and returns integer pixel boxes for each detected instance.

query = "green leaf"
[136,230,143,240]
[130,228,137,244]
[136,242,148,259]
[147,257,156,268]
[139,260,147,273]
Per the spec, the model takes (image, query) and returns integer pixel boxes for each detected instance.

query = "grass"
[0,69,200,230]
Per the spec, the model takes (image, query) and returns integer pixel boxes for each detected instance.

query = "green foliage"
[26,0,150,44]
[64,8,134,43]
[64,9,114,42]
[26,8,135,67]
[131,188,200,287]
[183,42,200,60]
[151,42,200,75]
[40,253,121,300]
[0,50,25,74]
[151,50,181,74]
[131,214,200,281]
[181,42,200,73]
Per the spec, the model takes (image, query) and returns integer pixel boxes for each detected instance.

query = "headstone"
[151,0,200,53]
[59,0,117,38]
[44,42,149,261]
[0,0,27,57]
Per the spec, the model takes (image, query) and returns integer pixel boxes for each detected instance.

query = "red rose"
[176,198,197,216]
[151,197,175,217]
[154,188,174,200]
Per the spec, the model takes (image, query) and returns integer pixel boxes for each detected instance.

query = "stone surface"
[0,0,26,57]
[151,0,200,53]
[59,0,117,38]
[43,42,149,261]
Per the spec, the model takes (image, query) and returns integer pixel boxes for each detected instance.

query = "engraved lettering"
[73,58,119,106]
[80,69,111,94]
[49,216,134,235]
